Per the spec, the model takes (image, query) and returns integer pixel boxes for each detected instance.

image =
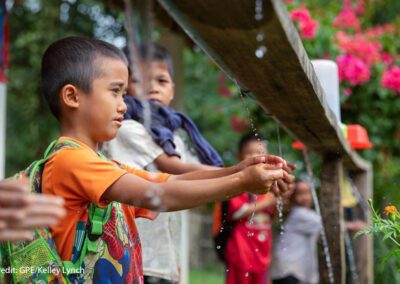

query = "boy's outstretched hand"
[237,155,295,196]
[0,179,66,242]
[242,163,289,195]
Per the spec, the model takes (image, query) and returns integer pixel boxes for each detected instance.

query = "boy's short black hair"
[41,36,128,120]
[238,132,267,153]
[133,43,175,80]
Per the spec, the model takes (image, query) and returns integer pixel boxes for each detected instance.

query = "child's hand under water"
[242,163,293,195]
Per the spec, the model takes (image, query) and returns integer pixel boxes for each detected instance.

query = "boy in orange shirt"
[37,36,293,283]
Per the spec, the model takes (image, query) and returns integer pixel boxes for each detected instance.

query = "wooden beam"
[320,154,345,284]
[351,169,374,284]
[157,0,371,172]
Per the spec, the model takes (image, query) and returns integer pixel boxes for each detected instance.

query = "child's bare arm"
[154,154,216,174]
[102,163,287,211]
[0,179,66,241]
[232,194,277,220]
[163,155,289,181]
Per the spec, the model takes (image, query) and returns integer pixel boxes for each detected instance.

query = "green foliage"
[356,200,400,278]
[6,0,123,175]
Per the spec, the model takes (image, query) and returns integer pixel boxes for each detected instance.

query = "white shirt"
[270,206,322,284]
[102,120,163,169]
[102,120,199,282]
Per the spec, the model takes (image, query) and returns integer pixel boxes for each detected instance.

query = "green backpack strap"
[21,139,79,185]
[63,151,114,272]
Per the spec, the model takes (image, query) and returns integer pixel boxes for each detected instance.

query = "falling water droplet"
[256,32,264,42]
[226,269,230,272]
[255,13,263,21]
[216,245,221,250]
[245,272,249,277]
[255,46,267,58]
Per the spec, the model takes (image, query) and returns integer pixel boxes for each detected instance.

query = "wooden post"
[351,169,374,284]
[320,153,345,284]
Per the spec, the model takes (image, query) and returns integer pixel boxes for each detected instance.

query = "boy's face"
[79,57,128,142]
[239,140,268,161]
[294,182,313,208]
[146,61,175,107]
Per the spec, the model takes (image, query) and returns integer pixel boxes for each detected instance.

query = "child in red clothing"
[225,133,276,284]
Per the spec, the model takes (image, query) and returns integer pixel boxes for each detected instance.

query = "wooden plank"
[320,154,345,284]
[351,169,374,284]
[157,0,371,172]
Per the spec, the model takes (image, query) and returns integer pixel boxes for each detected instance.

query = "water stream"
[302,149,335,284]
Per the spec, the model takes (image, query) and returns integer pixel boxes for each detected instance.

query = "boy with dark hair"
[104,43,223,283]
[30,36,293,283]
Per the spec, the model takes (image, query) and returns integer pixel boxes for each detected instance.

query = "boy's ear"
[60,84,80,109]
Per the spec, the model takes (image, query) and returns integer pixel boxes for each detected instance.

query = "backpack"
[212,201,234,262]
[0,140,114,283]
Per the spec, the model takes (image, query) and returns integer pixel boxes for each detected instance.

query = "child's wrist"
[235,170,247,194]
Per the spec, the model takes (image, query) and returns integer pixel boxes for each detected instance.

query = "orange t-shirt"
[42,137,169,282]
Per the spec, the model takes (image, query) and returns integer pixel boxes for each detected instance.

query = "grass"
[189,263,225,284]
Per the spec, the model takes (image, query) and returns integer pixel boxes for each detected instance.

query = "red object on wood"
[347,124,373,149]
[292,141,305,150]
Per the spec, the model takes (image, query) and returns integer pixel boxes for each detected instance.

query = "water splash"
[255,45,267,58]
[303,149,334,284]
[275,124,286,237]
[276,196,285,234]
[254,0,267,59]
[254,0,263,21]
[256,32,264,42]
[344,230,359,283]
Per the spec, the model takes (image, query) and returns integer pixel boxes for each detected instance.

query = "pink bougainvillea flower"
[335,33,381,66]
[343,0,353,6]
[283,0,294,3]
[230,115,249,133]
[344,87,352,96]
[381,66,400,94]
[337,54,371,85]
[290,5,319,40]
[290,6,311,22]
[384,24,395,33]
[333,7,360,31]
[299,18,319,39]
[381,52,393,66]
[355,0,365,15]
